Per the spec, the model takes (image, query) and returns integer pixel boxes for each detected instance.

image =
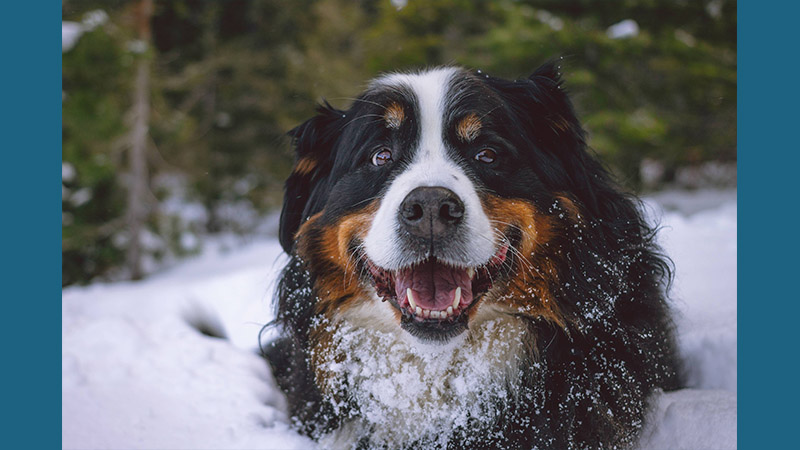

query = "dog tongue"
[395,260,473,311]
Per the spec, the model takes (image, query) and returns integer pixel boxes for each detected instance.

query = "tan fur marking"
[456,113,482,142]
[293,202,384,393]
[384,102,405,129]
[555,194,582,221]
[309,320,342,397]
[480,195,566,329]
[295,202,379,319]
[550,114,571,133]
[294,157,317,176]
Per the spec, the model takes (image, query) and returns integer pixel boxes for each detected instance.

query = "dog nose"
[399,186,465,238]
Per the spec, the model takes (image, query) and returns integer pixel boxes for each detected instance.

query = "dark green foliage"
[62,0,736,285]
[62,23,131,286]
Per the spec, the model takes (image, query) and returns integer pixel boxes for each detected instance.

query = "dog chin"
[398,324,469,352]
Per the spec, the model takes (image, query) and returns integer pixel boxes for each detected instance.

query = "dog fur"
[264,62,682,450]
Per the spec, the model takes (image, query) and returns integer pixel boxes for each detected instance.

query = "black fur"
[265,62,682,449]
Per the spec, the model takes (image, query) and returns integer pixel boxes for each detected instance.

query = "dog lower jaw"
[400,312,469,343]
[398,324,469,353]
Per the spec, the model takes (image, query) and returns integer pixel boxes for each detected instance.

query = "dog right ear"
[279,102,344,254]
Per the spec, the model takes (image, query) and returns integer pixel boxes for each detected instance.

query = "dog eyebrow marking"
[549,114,571,133]
[555,194,581,221]
[294,157,317,176]
[384,102,405,129]
[456,113,481,142]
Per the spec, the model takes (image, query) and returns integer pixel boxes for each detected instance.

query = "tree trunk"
[125,0,153,280]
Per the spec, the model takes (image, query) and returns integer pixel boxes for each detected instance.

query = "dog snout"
[399,186,465,239]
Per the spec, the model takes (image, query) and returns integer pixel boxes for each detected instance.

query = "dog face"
[272,62,681,449]
[280,62,590,343]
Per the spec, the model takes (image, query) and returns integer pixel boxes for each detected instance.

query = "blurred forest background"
[62,0,736,286]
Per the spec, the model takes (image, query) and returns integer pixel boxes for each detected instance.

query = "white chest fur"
[314,300,530,448]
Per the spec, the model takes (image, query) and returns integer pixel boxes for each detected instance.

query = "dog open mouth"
[366,242,511,341]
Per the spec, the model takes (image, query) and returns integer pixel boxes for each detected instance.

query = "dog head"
[280,62,603,343]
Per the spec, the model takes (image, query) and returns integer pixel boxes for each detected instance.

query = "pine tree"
[125,0,153,280]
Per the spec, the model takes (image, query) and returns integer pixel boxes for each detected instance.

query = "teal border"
[4,2,61,447]
[739,1,795,448]
[16,0,790,447]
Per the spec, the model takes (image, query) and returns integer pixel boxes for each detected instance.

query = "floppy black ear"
[529,58,563,87]
[279,102,344,253]
[528,60,631,217]
[483,59,575,141]
[486,60,609,215]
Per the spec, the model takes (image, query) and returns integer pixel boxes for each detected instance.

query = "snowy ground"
[62,189,737,450]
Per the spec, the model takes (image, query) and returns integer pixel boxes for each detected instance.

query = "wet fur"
[264,62,682,449]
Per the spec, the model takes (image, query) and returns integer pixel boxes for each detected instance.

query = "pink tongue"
[394,260,473,311]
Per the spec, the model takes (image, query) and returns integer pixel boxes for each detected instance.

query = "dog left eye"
[475,148,497,164]
[371,148,393,166]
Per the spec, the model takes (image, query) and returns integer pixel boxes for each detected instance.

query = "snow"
[607,19,640,39]
[536,11,564,32]
[62,190,737,449]
[390,0,408,11]
[312,314,529,448]
[62,10,109,52]
[62,22,83,52]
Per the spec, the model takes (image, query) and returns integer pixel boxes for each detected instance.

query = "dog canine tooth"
[453,287,461,309]
[407,288,417,309]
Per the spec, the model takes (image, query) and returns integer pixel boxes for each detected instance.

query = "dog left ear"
[484,60,610,215]
[279,101,344,254]
[528,58,563,87]
[527,60,620,217]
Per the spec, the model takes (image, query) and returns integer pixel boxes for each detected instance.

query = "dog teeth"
[467,267,475,279]
[407,289,462,319]
[407,288,417,309]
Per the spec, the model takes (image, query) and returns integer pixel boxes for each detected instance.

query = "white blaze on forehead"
[364,68,496,270]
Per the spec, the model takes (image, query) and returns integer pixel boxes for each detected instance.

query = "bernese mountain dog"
[264,61,682,450]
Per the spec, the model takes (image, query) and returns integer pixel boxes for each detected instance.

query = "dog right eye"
[475,148,497,164]
[371,148,393,167]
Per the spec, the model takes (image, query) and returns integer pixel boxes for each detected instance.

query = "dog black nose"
[399,186,465,238]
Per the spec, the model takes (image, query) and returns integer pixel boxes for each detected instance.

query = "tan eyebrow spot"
[550,114,571,133]
[456,113,482,142]
[294,157,317,176]
[384,102,405,129]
